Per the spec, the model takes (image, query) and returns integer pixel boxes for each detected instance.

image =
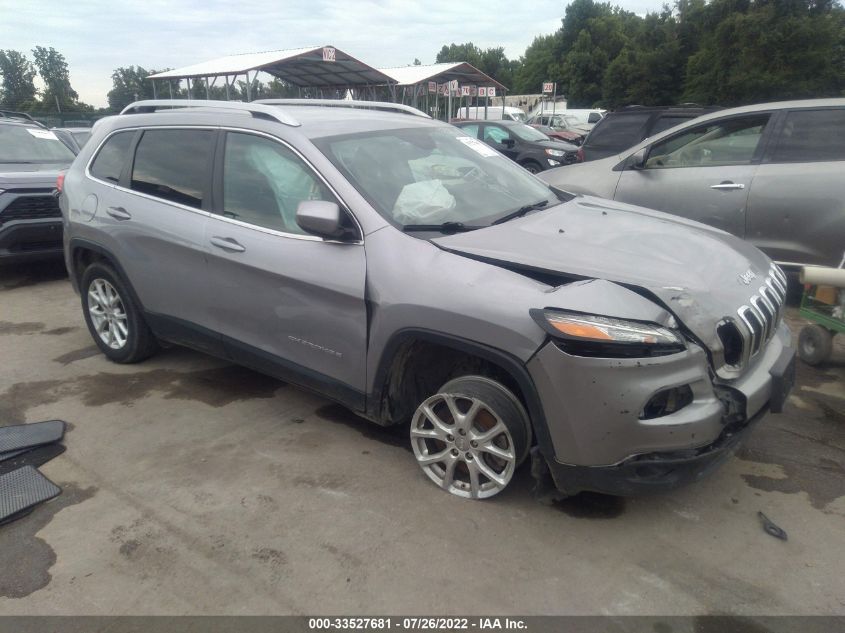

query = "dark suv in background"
[579,105,721,162]
[454,120,578,172]
[0,117,77,262]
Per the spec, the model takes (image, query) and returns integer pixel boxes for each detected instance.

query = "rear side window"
[771,109,845,163]
[130,129,215,209]
[586,113,650,148]
[89,131,134,183]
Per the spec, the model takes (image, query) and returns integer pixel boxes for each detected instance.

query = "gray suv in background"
[60,99,794,500]
[541,98,845,269]
[1,117,77,262]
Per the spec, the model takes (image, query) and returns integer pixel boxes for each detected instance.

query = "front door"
[615,113,774,238]
[204,130,368,407]
[481,124,520,161]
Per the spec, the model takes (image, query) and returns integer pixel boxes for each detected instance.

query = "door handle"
[210,236,246,253]
[106,206,131,220]
[710,182,745,191]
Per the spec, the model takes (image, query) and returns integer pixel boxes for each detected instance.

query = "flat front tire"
[80,262,158,364]
[410,376,531,499]
[798,324,833,366]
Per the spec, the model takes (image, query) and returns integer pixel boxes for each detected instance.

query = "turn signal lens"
[55,172,65,193]
[543,311,683,346]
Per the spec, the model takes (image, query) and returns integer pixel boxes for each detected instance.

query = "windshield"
[511,124,550,142]
[0,125,76,163]
[314,126,560,227]
[508,111,527,122]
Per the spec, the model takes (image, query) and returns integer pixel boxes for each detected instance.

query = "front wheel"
[410,376,531,499]
[521,161,542,174]
[80,262,159,363]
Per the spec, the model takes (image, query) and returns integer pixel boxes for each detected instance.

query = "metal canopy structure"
[147,46,395,101]
[378,63,507,121]
[379,62,505,91]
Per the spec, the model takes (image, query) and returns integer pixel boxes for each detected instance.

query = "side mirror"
[627,147,648,170]
[296,200,348,240]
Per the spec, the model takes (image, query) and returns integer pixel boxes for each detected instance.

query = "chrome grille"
[719,265,787,372]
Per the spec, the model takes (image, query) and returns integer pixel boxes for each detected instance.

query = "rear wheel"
[410,376,531,499]
[81,263,158,363]
[798,324,834,366]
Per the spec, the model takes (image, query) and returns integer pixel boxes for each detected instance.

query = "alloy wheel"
[87,278,129,350]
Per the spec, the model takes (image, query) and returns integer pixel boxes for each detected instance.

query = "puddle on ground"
[0,365,285,423]
[53,346,101,366]
[0,321,44,336]
[315,403,411,451]
[0,483,98,599]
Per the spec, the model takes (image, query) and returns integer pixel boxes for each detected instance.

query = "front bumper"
[527,322,793,493]
[0,219,64,262]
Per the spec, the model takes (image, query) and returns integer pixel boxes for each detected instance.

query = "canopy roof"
[148,46,394,87]
[378,62,506,91]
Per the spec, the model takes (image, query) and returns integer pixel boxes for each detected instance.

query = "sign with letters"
[322,47,336,62]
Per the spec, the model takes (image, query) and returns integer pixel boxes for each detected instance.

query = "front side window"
[645,114,770,168]
[90,131,134,183]
[314,126,561,228]
[771,109,845,163]
[130,129,215,209]
[222,132,336,234]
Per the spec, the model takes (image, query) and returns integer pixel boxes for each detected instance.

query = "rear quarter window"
[89,131,134,183]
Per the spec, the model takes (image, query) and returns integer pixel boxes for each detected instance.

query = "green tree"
[0,50,38,109]
[683,0,845,104]
[107,66,164,111]
[31,46,78,111]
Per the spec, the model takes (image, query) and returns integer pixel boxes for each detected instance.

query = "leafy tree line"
[0,47,96,113]
[437,0,845,108]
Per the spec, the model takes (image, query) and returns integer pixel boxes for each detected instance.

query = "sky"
[0,0,665,108]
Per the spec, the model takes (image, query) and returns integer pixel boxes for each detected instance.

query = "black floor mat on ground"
[0,444,66,476]
[0,420,66,454]
[0,465,61,526]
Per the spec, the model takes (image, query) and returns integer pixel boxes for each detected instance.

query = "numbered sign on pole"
[461,85,470,96]
[542,82,554,94]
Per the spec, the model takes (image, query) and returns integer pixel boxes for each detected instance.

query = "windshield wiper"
[492,199,550,225]
[402,221,483,233]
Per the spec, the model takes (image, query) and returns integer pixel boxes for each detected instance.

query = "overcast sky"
[1,0,665,108]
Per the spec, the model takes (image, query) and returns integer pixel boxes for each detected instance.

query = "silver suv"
[60,100,795,500]
[541,98,845,269]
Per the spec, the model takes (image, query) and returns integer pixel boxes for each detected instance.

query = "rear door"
[203,130,368,405]
[747,107,845,267]
[615,113,774,238]
[104,127,219,350]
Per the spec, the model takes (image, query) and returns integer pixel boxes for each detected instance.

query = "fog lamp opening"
[640,385,694,420]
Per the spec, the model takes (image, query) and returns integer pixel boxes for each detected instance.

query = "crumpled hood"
[433,195,775,351]
[0,166,66,188]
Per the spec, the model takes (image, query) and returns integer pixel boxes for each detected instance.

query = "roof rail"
[119,100,301,127]
[255,99,430,119]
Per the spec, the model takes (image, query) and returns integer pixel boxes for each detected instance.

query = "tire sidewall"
[80,263,146,363]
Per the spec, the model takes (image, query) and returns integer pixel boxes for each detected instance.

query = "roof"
[147,46,394,87]
[378,62,506,91]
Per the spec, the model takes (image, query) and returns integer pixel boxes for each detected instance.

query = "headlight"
[544,148,566,157]
[530,309,686,357]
